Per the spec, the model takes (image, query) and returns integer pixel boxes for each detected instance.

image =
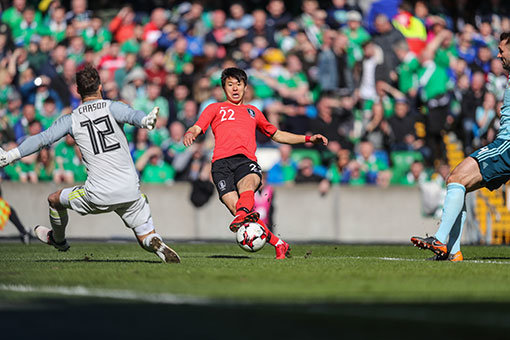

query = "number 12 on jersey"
[80,115,121,155]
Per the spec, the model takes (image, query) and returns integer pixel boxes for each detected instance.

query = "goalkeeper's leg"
[34,189,70,251]
[119,195,180,263]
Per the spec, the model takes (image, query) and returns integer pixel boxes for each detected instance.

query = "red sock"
[236,190,254,216]
[257,219,280,247]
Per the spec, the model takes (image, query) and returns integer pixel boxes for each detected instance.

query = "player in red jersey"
[183,67,328,259]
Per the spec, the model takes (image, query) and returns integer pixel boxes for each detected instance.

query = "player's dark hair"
[76,65,101,98]
[500,32,510,45]
[221,67,247,89]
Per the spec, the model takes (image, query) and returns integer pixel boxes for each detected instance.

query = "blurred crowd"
[0,0,509,200]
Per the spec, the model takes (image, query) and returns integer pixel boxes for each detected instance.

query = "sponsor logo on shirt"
[247,108,255,118]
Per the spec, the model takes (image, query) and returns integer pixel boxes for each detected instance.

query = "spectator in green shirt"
[36,97,60,129]
[41,5,67,43]
[327,148,351,185]
[401,160,429,186]
[165,37,193,75]
[34,146,55,182]
[162,121,190,181]
[120,67,146,105]
[82,15,111,52]
[13,6,43,47]
[247,57,276,103]
[342,11,370,68]
[267,144,297,185]
[114,53,138,90]
[53,134,78,184]
[133,82,169,146]
[355,139,389,185]
[2,0,31,33]
[375,80,406,119]
[13,120,41,183]
[418,30,454,164]
[26,35,49,72]
[0,69,15,111]
[4,92,23,128]
[67,35,85,65]
[136,146,175,184]
[2,141,22,181]
[394,39,420,99]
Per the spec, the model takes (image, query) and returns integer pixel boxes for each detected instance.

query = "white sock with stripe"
[49,207,68,243]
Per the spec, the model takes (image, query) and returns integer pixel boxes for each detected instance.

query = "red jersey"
[196,102,277,163]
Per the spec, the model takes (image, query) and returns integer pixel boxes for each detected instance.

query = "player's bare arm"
[183,125,202,147]
[271,130,328,146]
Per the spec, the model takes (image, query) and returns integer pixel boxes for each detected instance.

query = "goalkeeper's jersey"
[18,99,148,205]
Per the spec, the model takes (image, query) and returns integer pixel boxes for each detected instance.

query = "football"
[236,222,267,252]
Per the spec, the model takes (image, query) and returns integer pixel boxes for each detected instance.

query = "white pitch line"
[340,256,420,262]
[0,284,213,305]
[338,256,510,264]
[464,259,510,264]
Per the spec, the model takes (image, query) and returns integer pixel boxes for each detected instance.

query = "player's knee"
[446,169,466,186]
[446,174,456,185]
[47,191,62,209]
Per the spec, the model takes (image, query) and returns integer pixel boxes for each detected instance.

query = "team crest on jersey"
[218,180,227,191]
[247,108,255,118]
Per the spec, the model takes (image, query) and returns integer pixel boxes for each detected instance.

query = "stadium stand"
[1,0,510,243]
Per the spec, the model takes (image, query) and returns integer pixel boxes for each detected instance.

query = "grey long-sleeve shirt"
[19,100,147,205]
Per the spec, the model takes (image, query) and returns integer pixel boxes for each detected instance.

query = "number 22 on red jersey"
[220,108,235,122]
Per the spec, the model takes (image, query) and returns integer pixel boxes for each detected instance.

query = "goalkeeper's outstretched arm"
[109,101,158,130]
[0,114,73,167]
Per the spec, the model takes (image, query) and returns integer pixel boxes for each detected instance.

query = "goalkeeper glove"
[142,106,159,130]
[0,147,20,167]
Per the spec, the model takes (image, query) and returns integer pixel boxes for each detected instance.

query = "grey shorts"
[59,186,152,229]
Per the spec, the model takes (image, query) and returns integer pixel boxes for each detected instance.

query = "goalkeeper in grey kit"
[0,66,180,263]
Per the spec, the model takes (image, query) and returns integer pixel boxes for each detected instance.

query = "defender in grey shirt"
[0,66,180,263]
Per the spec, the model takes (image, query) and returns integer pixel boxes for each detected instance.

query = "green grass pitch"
[2,241,510,338]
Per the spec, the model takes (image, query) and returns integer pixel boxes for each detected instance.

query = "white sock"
[142,233,162,252]
[49,207,68,243]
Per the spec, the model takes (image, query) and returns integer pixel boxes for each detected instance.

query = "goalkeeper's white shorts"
[60,186,152,229]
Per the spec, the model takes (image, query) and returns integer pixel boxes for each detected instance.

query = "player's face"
[497,40,510,72]
[223,77,246,105]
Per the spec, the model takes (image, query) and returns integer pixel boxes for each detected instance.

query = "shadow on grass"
[470,257,510,261]
[207,255,250,259]
[2,298,510,339]
[34,259,161,264]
